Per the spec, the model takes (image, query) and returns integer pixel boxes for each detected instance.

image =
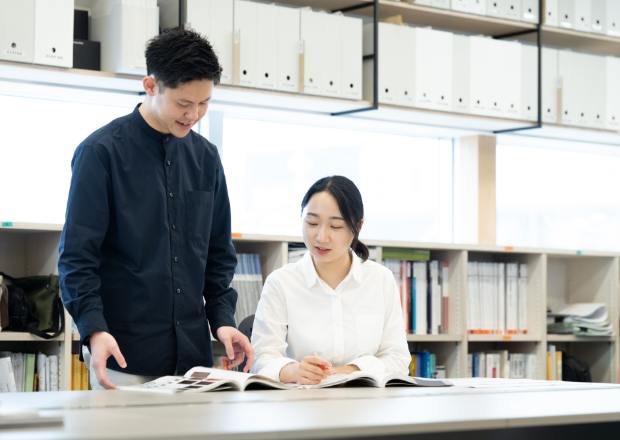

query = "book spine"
[81,361,89,391]
[72,354,81,391]
[442,261,449,334]
[49,355,59,391]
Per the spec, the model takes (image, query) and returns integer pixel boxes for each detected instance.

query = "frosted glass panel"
[222,118,451,242]
[0,95,134,224]
[497,145,620,252]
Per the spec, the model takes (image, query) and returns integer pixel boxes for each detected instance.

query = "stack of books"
[467,351,537,379]
[467,262,528,334]
[547,303,614,337]
[0,352,59,392]
[232,254,264,326]
[71,354,90,391]
[410,351,446,379]
[383,248,450,335]
[546,345,562,381]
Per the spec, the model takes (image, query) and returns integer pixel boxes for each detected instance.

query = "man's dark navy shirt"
[58,105,237,376]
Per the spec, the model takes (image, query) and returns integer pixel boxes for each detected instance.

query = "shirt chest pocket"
[355,314,383,355]
[186,190,214,242]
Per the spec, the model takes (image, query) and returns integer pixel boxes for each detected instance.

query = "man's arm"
[203,154,253,370]
[58,145,126,389]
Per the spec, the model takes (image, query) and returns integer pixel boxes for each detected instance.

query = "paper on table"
[449,378,620,389]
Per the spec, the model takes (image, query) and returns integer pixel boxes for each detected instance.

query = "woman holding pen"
[250,176,410,385]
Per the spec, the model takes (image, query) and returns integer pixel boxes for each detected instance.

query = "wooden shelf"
[406,334,462,342]
[0,222,63,234]
[547,334,617,342]
[468,334,542,342]
[0,332,64,342]
[513,26,620,57]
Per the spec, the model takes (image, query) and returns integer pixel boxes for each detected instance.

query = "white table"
[2,383,620,439]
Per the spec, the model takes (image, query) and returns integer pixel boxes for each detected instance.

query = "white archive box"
[603,0,620,37]
[321,13,343,97]
[300,8,323,96]
[255,3,278,90]
[233,0,257,88]
[587,53,606,130]
[470,0,487,15]
[542,47,559,123]
[606,57,620,130]
[276,6,300,93]
[470,36,493,116]
[558,50,602,128]
[33,0,73,68]
[557,0,575,29]
[414,28,453,112]
[411,0,451,8]
[486,0,502,18]
[590,0,607,34]
[451,0,471,13]
[452,34,470,114]
[521,44,538,122]
[396,25,416,108]
[544,0,558,26]
[174,0,234,85]
[502,0,521,21]
[363,22,397,104]
[521,0,539,23]
[0,0,35,63]
[341,15,362,100]
[573,0,591,33]
[92,0,159,75]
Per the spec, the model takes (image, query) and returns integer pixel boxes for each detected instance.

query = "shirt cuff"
[76,310,109,343]
[256,357,299,382]
[347,355,386,374]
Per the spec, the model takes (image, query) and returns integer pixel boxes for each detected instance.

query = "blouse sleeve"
[249,275,298,381]
[347,272,411,375]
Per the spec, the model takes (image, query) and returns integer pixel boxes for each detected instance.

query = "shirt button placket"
[332,295,344,366]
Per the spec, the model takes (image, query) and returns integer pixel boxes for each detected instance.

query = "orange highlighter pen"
[313,352,327,371]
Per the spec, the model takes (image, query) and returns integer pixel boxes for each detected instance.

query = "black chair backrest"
[236,314,255,372]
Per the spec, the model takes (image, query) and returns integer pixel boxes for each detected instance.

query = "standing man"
[59,28,252,390]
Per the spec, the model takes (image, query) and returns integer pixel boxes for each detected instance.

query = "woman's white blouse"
[249,251,411,381]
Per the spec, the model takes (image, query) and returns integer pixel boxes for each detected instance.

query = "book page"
[117,375,234,394]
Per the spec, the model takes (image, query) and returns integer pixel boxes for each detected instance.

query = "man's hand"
[216,326,254,373]
[90,331,127,390]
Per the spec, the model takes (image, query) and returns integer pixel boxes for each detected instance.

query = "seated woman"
[250,176,410,385]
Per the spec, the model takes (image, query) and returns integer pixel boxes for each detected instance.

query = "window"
[497,144,620,252]
[222,117,453,242]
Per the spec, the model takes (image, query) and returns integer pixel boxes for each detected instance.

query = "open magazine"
[117,367,453,394]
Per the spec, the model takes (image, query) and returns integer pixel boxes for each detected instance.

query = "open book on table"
[117,367,453,393]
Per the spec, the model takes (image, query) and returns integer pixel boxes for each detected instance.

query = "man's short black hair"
[145,27,222,89]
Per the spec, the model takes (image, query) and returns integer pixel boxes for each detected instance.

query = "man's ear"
[142,76,157,97]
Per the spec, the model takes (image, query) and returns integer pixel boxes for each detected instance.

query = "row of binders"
[467,351,538,379]
[0,352,59,393]
[159,0,363,99]
[410,351,446,379]
[71,354,91,391]
[231,253,263,326]
[383,249,450,335]
[467,262,528,334]
[370,22,620,129]
[400,0,620,36]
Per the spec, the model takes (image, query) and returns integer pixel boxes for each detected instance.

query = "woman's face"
[302,192,355,265]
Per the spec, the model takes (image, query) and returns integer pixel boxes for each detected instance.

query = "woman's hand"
[331,365,361,375]
[279,356,333,384]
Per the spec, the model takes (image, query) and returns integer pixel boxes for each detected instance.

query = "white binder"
[486,0,503,18]
[276,6,300,93]
[33,0,73,68]
[415,27,452,111]
[606,57,620,130]
[0,0,35,63]
[234,0,257,87]
[300,9,322,96]
[521,0,539,23]
[92,1,159,75]
[574,0,591,33]
[502,0,521,21]
[590,0,607,34]
[606,0,620,37]
[558,0,575,29]
[431,0,451,9]
[321,13,342,97]
[495,39,521,119]
[452,34,470,114]
[542,47,558,123]
[451,0,471,13]
[544,0,558,26]
[470,0,487,15]
[521,44,538,122]
[587,53,606,129]
[364,22,397,104]
[255,3,277,90]
[396,25,416,108]
[470,36,492,116]
[341,15,362,100]
[182,0,234,85]
[559,50,593,127]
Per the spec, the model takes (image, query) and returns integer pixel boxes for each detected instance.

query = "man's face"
[151,78,213,138]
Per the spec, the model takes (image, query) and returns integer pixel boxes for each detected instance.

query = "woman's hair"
[145,27,222,89]
[301,176,369,262]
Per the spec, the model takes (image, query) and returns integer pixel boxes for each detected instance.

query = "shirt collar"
[131,104,169,142]
[300,250,363,289]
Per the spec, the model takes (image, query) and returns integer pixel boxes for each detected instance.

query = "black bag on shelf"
[562,353,592,382]
[0,272,65,339]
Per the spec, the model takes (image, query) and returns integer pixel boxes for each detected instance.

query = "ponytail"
[351,236,370,263]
